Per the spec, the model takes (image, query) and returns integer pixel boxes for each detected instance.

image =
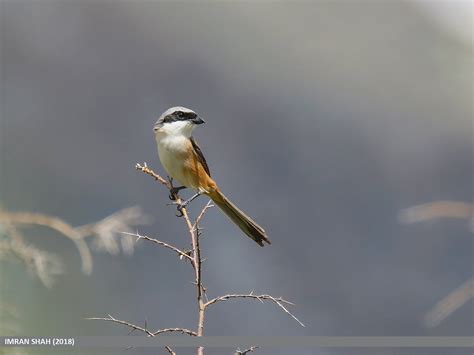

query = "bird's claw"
[169,189,178,201]
[168,186,186,201]
[167,200,187,217]
[167,189,198,217]
[175,203,186,217]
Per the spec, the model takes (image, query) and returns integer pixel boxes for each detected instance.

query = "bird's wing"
[190,136,211,177]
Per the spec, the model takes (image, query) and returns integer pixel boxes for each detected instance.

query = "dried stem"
[176,183,206,354]
[205,293,305,328]
[0,211,93,274]
[424,277,474,328]
[86,314,187,354]
[193,200,214,232]
[89,162,303,354]
[120,231,193,263]
[399,201,473,224]
[86,314,197,336]
[137,162,209,355]
[0,206,147,278]
[86,314,155,336]
[1,225,62,287]
[401,200,473,327]
[153,328,197,336]
[136,162,170,187]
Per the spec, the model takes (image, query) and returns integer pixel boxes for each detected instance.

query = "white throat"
[155,121,194,140]
[155,121,195,157]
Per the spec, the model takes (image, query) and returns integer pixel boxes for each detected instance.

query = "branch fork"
[89,162,304,354]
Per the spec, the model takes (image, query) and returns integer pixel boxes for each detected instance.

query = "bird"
[153,106,271,247]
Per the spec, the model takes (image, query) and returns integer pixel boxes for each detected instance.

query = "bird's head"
[153,106,205,137]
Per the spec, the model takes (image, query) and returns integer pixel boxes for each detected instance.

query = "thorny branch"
[153,328,198,337]
[89,162,304,354]
[193,201,214,232]
[86,314,181,354]
[120,231,193,263]
[87,314,154,336]
[86,314,197,336]
[205,293,305,328]
[136,162,170,187]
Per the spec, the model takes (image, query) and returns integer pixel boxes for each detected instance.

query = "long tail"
[208,190,271,247]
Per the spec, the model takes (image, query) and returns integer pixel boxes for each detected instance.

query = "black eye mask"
[155,111,204,129]
[173,111,197,121]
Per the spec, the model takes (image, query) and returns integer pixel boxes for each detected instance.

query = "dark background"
[1,1,472,354]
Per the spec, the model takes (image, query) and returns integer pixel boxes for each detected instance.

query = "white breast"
[155,134,189,186]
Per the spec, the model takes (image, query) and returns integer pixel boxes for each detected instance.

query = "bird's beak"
[192,116,205,125]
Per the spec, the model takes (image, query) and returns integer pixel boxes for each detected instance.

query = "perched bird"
[153,106,270,246]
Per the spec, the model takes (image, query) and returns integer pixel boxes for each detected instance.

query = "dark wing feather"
[190,137,211,177]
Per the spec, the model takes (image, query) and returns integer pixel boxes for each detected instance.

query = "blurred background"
[0,1,472,354]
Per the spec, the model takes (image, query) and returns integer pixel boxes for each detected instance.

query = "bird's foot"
[168,186,186,201]
[169,192,202,217]
[175,202,188,217]
[166,201,188,217]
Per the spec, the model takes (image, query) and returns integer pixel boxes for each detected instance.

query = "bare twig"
[424,277,474,328]
[91,162,303,355]
[87,314,194,355]
[0,210,93,274]
[399,201,473,224]
[136,162,170,187]
[120,231,194,263]
[205,293,305,327]
[136,163,208,354]
[400,200,473,327]
[76,206,150,256]
[179,191,206,355]
[1,225,63,287]
[153,328,197,336]
[235,346,259,355]
[0,211,84,239]
[0,206,148,276]
[86,314,155,336]
[193,200,214,232]
[87,314,197,336]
